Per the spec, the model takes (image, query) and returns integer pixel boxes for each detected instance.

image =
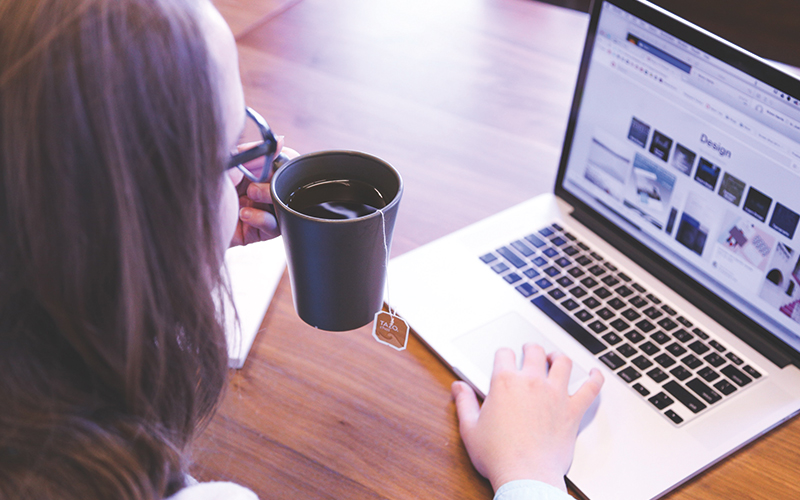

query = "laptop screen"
[558,0,800,355]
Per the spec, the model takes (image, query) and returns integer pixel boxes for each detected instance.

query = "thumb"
[452,381,480,435]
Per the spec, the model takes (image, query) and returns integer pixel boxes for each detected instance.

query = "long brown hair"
[0,0,230,498]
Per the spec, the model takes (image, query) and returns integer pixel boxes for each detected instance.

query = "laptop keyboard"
[480,222,766,426]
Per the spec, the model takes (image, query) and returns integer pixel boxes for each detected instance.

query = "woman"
[0,0,602,499]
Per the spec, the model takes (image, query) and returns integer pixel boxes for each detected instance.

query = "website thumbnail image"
[581,115,800,327]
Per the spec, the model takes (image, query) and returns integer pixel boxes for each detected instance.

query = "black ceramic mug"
[270,151,403,331]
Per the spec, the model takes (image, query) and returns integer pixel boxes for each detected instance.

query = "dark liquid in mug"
[287,179,387,219]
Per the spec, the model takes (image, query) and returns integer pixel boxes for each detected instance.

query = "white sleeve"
[166,481,258,500]
[493,480,573,500]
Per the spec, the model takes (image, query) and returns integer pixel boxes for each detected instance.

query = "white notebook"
[222,238,286,368]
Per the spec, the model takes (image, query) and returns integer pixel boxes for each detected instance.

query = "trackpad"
[455,312,589,395]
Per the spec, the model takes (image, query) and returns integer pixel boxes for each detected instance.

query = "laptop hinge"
[569,204,800,369]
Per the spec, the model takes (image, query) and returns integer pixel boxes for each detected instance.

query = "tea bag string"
[378,208,395,325]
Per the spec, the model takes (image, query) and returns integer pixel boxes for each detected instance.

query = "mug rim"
[270,150,403,223]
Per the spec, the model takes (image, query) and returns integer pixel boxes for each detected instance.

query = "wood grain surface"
[197,0,800,498]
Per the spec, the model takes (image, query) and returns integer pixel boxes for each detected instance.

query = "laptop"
[388,0,800,498]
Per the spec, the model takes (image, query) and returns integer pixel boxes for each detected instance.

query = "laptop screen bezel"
[554,0,800,366]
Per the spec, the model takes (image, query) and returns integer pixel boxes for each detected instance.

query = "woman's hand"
[452,343,604,493]
[230,141,299,247]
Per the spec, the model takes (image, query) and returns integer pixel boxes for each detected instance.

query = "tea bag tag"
[373,311,409,351]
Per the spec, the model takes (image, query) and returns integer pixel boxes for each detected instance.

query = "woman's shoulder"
[166,481,258,500]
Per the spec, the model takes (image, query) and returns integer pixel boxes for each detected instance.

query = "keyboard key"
[577,242,590,251]
[686,378,721,404]
[604,262,618,271]
[590,251,604,261]
[515,283,537,297]
[491,262,509,273]
[650,331,670,345]
[673,329,694,343]
[583,297,601,309]
[594,287,612,299]
[692,328,710,340]
[497,247,526,268]
[556,276,573,287]
[688,340,710,355]
[665,342,687,357]
[624,330,645,343]
[602,275,620,287]
[742,365,762,379]
[654,353,676,368]
[538,227,554,237]
[632,355,653,370]
[646,293,661,304]
[531,256,548,267]
[580,277,599,288]
[704,352,725,367]
[643,306,663,319]
[714,379,737,395]
[616,285,633,297]
[647,368,669,383]
[562,298,580,311]
[635,319,655,332]
[721,365,752,387]
[665,409,683,424]
[563,231,575,240]
[548,288,566,300]
[563,245,579,256]
[600,351,626,370]
[550,236,567,247]
[661,304,677,315]
[555,257,572,267]
[588,265,606,276]
[523,268,540,279]
[670,365,692,381]
[697,367,719,382]
[530,296,607,355]
[568,267,585,278]
[631,283,647,293]
[663,381,707,414]
[576,255,593,266]
[726,352,744,365]
[629,296,648,308]
[681,354,703,370]
[640,341,660,356]
[708,339,726,352]
[569,286,587,298]
[633,383,650,396]
[617,272,632,282]
[480,253,497,263]
[657,317,678,331]
[511,240,535,256]
[621,308,641,321]
[525,234,546,248]
[535,278,552,289]
[617,343,637,358]
[543,266,560,277]
[648,391,674,410]
[504,272,522,284]
[676,316,692,327]
[607,297,626,310]
[602,332,623,345]
[550,223,563,231]
[610,318,629,332]
[543,247,559,258]
[588,320,608,334]
[596,307,615,320]
[618,366,641,383]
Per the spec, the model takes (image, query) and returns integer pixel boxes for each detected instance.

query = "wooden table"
[194,0,800,497]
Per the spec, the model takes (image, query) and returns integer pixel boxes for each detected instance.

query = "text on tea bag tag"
[372,208,409,351]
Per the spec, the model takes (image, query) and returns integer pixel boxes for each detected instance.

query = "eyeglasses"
[227,107,279,183]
